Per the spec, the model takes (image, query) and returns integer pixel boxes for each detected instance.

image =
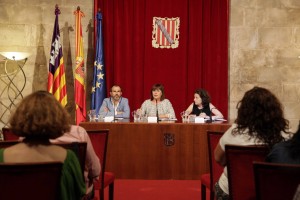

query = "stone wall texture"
[1,0,300,132]
[230,0,300,132]
[0,0,93,127]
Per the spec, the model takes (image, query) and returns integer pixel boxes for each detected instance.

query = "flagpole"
[91,10,107,115]
[74,6,86,125]
[47,4,67,107]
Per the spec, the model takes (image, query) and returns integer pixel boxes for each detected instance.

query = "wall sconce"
[0,51,30,128]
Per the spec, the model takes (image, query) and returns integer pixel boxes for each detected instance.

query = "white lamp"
[0,51,30,108]
[0,52,31,61]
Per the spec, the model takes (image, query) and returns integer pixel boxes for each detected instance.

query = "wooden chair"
[293,184,300,200]
[57,142,87,174]
[225,144,269,200]
[201,131,224,200]
[0,140,87,174]
[0,140,19,148]
[0,161,63,200]
[87,129,114,200]
[2,127,19,141]
[253,161,300,200]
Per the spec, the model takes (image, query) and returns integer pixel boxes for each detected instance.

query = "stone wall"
[1,0,300,131]
[0,0,93,126]
[230,0,300,131]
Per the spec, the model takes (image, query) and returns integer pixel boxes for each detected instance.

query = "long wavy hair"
[233,86,289,148]
[9,91,71,141]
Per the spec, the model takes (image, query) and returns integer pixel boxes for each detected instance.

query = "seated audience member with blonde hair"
[6,91,86,200]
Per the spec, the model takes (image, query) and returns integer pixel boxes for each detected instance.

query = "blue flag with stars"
[91,11,106,114]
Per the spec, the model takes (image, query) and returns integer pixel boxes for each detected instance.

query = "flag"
[74,7,86,125]
[47,5,67,107]
[91,11,106,114]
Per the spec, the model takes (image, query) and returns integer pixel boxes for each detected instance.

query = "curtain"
[94,0,229,119]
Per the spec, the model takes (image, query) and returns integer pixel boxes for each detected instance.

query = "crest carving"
[152,17,180,49]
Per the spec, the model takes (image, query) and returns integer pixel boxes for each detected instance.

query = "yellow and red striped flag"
[47,5,67,107]
[74,7,86,125]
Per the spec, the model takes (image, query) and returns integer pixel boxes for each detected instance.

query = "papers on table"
[160,118,177,121]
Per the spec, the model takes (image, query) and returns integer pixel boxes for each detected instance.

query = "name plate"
[104,116,114,122]
[195,117,205,123]
[147,117,158,123]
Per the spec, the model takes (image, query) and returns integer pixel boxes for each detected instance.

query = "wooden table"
[80,120,231,180]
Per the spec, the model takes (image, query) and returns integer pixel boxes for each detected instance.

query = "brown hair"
[150,83,165,101]
[9,90,70,140]
[194,89,210,107]
[234,86,289,148]
[110,85,122,92]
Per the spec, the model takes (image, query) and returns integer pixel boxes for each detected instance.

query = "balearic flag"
[91,11,106,114]
[74,7,86,125]
[47,5,67,107]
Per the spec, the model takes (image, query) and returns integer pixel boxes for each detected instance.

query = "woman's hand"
[199,112,206,118]
[136,109,142,115]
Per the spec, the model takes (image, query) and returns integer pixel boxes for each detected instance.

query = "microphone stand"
[156,99,159,123]
[112,99,116,122]
[206,107,215,123]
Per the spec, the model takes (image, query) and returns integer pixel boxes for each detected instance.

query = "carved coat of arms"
[152,17,180,49]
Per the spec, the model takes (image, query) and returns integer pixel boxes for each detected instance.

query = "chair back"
[253,161,300,200]
[0,141,19,148]
[0,141,86,174]
[86,129,109,188]
[2,127,19,141]
[57,142,87,174]
[0,161,63,200]
[225,144,269,200]
[207,131,225,188]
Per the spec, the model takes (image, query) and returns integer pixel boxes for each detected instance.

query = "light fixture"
[0,51,30,128]
[0,52,31,61]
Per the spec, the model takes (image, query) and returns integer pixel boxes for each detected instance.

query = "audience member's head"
[9,90,70,141]
[233,86,289,147]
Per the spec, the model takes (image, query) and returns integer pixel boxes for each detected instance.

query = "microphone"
[113,107,116,122]
[111,99,116,122]
[156,99,159,123]
[207,107,216,123]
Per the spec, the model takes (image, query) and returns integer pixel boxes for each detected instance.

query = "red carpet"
[97,179,204,200]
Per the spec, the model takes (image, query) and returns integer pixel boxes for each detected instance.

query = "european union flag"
[91,11,106,114]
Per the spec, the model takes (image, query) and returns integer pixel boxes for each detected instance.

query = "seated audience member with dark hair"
[51,125,101,198]
[185,88,223,118]
[214,86,290,200]
[266,123,299,164]
[5,91,86,200]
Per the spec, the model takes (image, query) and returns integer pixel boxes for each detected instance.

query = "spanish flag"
[47,5,67,107]
[74,7,86,125]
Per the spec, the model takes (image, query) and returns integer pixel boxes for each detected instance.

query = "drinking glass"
[180,111,189,123]
[132,110,140,121]
[88,110,97,122]
[188,114,196,122]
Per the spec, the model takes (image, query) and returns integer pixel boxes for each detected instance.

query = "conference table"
[80,119,231,180]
